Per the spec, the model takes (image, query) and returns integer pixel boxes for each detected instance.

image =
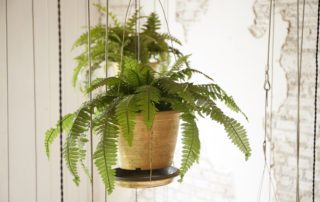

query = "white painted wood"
[32,0,52,201]
[46,1,62,201]
[0,0,9,201]
[7,0,37,201]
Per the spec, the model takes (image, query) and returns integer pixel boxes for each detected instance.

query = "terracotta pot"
[118,111,180,170]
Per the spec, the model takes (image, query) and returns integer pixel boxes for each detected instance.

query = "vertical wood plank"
[47,0,63,201]
[33,0,52,201]
[0,0,8,201]
[62,0,89,201]
[7,0,36,201]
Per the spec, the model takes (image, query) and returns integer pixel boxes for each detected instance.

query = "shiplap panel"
[46,0,61,200]
[0,0,8,201]
[7,0,37,201]
[32,0,52,201]
[62,0,90,201]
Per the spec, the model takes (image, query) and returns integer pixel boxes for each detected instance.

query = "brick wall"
[250,0,320,201]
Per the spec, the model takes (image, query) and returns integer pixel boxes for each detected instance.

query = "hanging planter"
[45,8,251,194]
[118,111,179,170]
[116,111,180,188]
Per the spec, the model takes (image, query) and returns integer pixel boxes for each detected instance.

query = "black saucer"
[115,166,179,182]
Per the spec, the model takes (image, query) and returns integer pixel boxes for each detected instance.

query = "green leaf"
[210,105,251,160]
[63,107,91,186]
[115,95,139,146]
[136,85,160,130]
[79,134,91,182]
[86,77,127,93]
[197,84,248,120]
[179,113,200,182]
[45,113,75,159]
[93,97,120,193]
[94,114,118,194]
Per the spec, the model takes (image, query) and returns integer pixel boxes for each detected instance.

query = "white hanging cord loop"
[264,67,271,92]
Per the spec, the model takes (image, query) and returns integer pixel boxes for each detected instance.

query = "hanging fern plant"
[45,9,250,194]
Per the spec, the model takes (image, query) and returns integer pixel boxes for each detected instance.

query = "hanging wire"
[296,0,301,201]
[313,0,320,200]
[105,0,109,92]
[57,0,64,201]
[134,0,140,199]
[268,0,276,201]
[104,0,109,201]
[86,0,94,202]
[158,0,177,62]
[296,0,306,200]
[117,0,133,93]
[5,0,10,201]
[31,0,38,201]
[257,0,280,201]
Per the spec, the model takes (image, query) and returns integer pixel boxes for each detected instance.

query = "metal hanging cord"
[269,0,276,201]
[32,0,38,201]
[5,0,10,201]
[257,0,279,201]
[87,1,94,202]
[57,0,64,201]
[104,0,109,201]
[296,0,306,201]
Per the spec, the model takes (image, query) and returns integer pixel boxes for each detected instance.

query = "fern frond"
[161,33,182,46]
[196,84,248,120]
[136,85,160,130]
[156,78,195,107]
[209,105,251,160]
[92,97,120,193]
[45,113,75,159]
[86,77,128,93]
[179,113,200,182]
[78,134,91,181]
[126,8,145,33]
[63,106,91,185]
[94,108,118,194]
[167,54,191,74]
[115,95,139,146]
[223,117,251,160]
[142,12,161,33]
[62,93,112,185]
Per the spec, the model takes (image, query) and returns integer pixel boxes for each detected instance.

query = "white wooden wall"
[0,0,168,201]
[0,0,131,201]
[1,0,276,202]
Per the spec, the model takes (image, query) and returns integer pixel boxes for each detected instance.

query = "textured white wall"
[2,0,316,201]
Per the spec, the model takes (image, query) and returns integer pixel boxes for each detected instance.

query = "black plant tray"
[115,166,179,182]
